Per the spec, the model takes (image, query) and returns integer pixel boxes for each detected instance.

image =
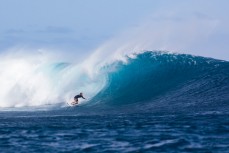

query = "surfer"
[71,93,86,105]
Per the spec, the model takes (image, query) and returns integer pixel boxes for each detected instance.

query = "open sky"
[0,0,228,60]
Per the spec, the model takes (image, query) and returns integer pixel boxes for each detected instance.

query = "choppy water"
[0,112,228,153]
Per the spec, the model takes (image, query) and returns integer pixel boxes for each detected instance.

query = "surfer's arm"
[81,96,86,99]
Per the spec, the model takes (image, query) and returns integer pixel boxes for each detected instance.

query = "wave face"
[89,52,229,113]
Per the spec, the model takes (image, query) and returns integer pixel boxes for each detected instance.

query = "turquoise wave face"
[89,52,229,113]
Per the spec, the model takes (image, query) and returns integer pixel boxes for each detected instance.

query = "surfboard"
[66,101,78,107]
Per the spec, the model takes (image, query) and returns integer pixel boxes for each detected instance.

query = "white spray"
[0,48,106,108]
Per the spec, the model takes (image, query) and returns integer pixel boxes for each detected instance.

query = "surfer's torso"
[74,95,84,100]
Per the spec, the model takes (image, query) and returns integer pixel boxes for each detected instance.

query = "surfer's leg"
[71,99,78,105]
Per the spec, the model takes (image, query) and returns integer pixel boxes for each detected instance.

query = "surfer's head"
[80,92,83,95]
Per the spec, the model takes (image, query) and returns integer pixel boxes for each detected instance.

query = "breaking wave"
[0,51,228,113]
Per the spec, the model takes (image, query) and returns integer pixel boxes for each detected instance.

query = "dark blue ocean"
[0,52,228,152]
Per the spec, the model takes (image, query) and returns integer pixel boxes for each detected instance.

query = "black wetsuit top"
[74,95,85,100]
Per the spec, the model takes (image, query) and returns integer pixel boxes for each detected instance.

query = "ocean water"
[0,51,228,152]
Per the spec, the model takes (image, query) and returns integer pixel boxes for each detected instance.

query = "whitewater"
[0,49,106,108]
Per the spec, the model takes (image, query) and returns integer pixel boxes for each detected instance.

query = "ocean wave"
[0,51,228,113]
